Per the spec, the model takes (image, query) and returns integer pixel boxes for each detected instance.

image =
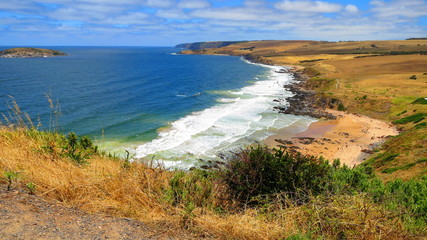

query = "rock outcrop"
[0,47,67,58]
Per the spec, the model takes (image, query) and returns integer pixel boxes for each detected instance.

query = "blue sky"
[1,0,426,46]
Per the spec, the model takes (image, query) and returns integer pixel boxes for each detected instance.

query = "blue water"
[0,47,314,168]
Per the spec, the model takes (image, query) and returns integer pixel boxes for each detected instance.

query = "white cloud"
[370,0,427,18]
[1,0,427,45]
[275,0,343,13]
[178,0,210,9]
[345,4,359,14]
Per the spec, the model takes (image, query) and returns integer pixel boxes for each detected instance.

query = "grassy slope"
[1,127,425,239]
[182,40,427,181]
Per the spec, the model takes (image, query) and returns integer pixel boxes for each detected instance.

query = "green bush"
[411,98,427,105]
[409,75,417,80]
[376,177,427,228]
[62,132,98,164]
[219,147,374,204]
[414,122,427,129]
[397,110,408,116]
[337,103,346,111]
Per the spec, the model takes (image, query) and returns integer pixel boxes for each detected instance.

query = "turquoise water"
[0,47,314,168]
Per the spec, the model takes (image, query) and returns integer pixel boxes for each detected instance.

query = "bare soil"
[0,184,188,240]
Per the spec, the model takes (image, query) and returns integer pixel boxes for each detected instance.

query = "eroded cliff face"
[175,41,244,50]
[0,47,67,58]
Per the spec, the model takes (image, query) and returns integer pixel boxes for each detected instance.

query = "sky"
[0,0,427,46]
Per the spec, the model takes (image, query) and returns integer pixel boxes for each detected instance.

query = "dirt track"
[0,184,175,240]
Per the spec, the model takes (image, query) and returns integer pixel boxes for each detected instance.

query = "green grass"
[365,153,400,168]
[414,122,427,129]
[382,159,427,174]
[393,113,426,124]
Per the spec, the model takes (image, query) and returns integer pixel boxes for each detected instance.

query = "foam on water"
[134,64,315,169]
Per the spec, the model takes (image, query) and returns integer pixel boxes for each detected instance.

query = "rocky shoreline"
[275,71,336,120]
[242,55,337,120]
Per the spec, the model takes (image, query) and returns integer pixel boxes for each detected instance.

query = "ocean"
[0,47,314,169]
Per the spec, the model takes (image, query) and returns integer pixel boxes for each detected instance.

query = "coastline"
[240,56,399,166]
[175,53,400,167]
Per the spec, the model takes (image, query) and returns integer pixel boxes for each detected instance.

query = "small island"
[0,47,67,58]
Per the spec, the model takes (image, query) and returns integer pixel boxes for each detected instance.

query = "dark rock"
[200,165,210,170]
[273,71,337,120]
[275,139,293,145]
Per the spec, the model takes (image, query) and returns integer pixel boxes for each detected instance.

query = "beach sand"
[264,109,399,167]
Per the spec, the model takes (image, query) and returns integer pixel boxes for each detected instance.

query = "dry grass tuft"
[0,127,173,223]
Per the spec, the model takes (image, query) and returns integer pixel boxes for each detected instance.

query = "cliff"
[0,47,67,58]
[175,41,244,50]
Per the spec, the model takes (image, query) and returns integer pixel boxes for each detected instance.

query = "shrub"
[376,177,427,229]
[414,122,427,129]
[221,147,335,204]
[411,98,427,105]
[337,103,346,111]
[409,75,417,80]
[397,110,408,116]
[3,170,19,191]
[62,132,98,164]
[26,182,36,194]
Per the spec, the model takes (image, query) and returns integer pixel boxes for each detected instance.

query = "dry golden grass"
[0,126,418,239]
[201,39,427,57]
[0,127,171,221]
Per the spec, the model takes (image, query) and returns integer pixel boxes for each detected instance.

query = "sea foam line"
[133,63,312,169]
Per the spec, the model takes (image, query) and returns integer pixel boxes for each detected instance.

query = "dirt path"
[0,184,196,240]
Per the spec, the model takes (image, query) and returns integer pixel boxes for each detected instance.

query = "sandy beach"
[265,109,399,167]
